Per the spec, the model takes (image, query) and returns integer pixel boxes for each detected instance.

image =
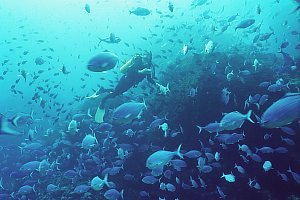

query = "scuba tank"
[120,57,134,73]
[119,54,142,73]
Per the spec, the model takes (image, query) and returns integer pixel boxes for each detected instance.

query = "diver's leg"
[113,75,135,95]
[95,75,139,123]
[99,92,117,108]
[99,75,134,108]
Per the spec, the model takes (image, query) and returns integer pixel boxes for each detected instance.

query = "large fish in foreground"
[9,111,34,127]
[111,101,147,125]
[260,93,300,128]
[87,51,119,72]
[0,114,23,136]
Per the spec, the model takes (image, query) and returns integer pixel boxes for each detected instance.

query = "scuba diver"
[95,51,156,123]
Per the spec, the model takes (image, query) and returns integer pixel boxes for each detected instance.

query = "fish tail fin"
[285,81,290,89]
[18,146,24,154]
[220,173,225,178]
[30,110,34,119]
[253,112,261,124]
[255,147,259,154]
[176,144,183,159]
[246,110,254,123]
[196,126,202,134]
[98,37,104,43]
[164,113,168,121]
[0,177,4,190]
[120,189,124,199]
[33,184,36,193]
[9,116,18,127]
[103,174,110,187]
[244,100,249,110]
[254,103,260,110]
[276,170,281,176]
[166,83,170,92]
[87,108,92,118]
[29,171,35,178]
[142,98,147,110]
[10,192,15,199]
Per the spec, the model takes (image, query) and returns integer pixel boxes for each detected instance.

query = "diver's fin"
[95,107,105,123]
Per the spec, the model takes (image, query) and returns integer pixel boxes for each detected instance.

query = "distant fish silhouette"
[275,50,296,73]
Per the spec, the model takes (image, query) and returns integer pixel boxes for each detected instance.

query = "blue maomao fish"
[216,185,226,199]
[221,88,231,105]
[129,7,151,16]
[260,93,300,128]
[275,51,296,73]
[235,19,255,31]
[91,174,111,191]
[196,122,223,134]
[16,185,36,196]
[142,176,159,184]
[221,172,235,182]
[228,13,239,22]
[148,115,168,130]
[111,101,146,125]
[277,171,289,182]
[234,163,246,174]
[104,189,124,200]
[46,184,61,193]
[216,132,245,144]
[73,184,90,194]
[259,32,274,41]
[220,110,254,130]
[183,150,202,158]
[146,144,183,176]
[287,166,300,184]
[81,134,98,150]
[20,161,40,173]
[85,3,90,13]
[248,178,261,189]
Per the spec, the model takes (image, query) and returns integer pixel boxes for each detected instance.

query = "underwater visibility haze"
[0,0,300,199]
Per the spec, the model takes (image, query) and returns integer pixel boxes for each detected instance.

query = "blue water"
[0,0,300,199]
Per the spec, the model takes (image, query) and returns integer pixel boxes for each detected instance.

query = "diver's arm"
[138,68,152,74]
[145,72,156,85]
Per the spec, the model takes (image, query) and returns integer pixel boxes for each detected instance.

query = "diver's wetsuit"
[99,53,155,108]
